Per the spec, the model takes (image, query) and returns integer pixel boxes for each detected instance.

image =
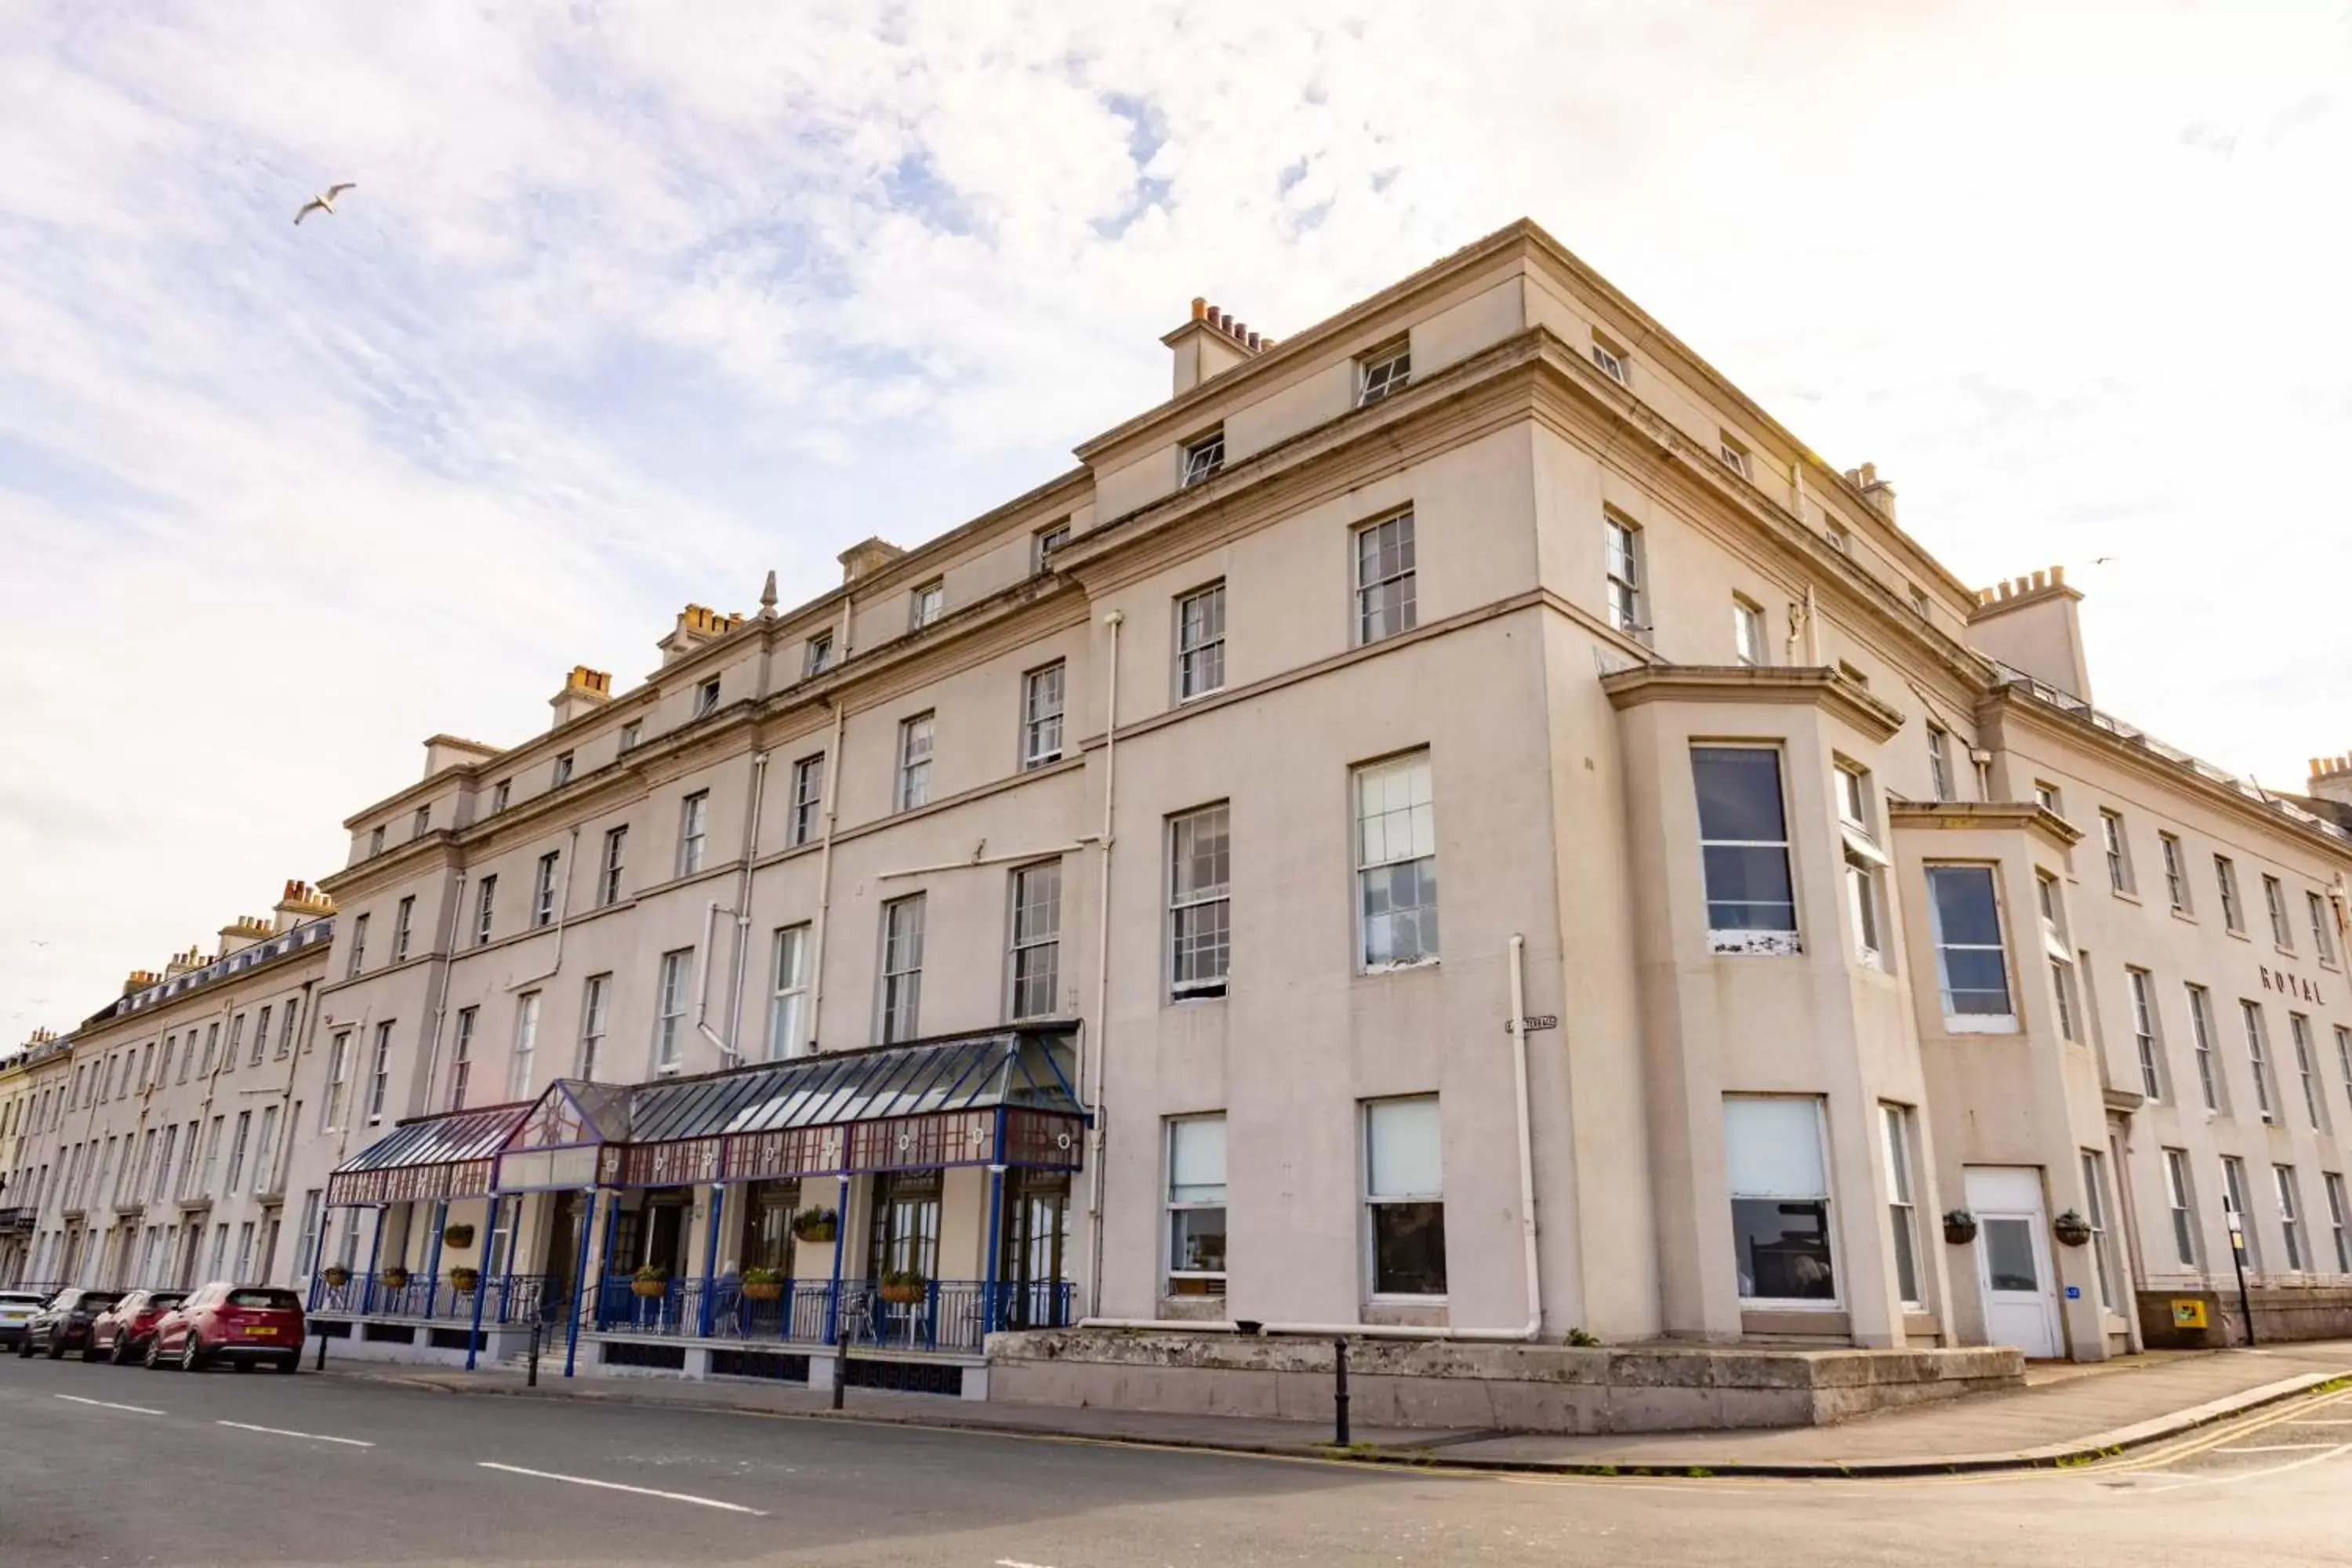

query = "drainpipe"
[1080,933,1544,1344]
[1083,609,1122,1319]
[418,871,468,1112]
[804,699,850,1054]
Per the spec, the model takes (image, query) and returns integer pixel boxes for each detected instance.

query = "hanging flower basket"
[879,1270,928,1307]
[379,1265,410,1290]
[790,1207,838,1244]
[441,1223,476,1250]
[631,1266,670,1299]
[2052,1210,2095,1247]
[739,1267,784,1302]
[448,1266,481,1292]
[321,1265,351,1289]
[1941,1210,1979,1245]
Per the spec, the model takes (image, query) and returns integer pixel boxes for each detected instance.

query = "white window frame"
[1356,340,1410,406]
[347,913,368,978]
[2216,855,2243,933]
[1033,521,1072,571]
[695,676,720,717]
[2080,1148,2118,1311]
[533,850,560,928]
[2243,1000,2278,1123]
[896,713,935,811]
[1837,764,1887,968]
[579,974,610,1080]
[2337,1026,2352,1119]
[506,996,539,1101]
[1363,1095,1447,1301]
[789,754,826,845]
[1718,435,1751,479]
[1175,583,1226,702]
[365,1020,394,1124]
[1022,663,1065,771]
[2100,810,2132,895]
[804,633,833,677]
[1007,862,1062,1022]
[2163,1147,2198,1267]
[677,790,710,876]
[1164,1115,1229,1292]
[1353,510,1417,646]
[1926,864,2016,1032]
[2310,891,2338,966]
[392,896,413,963]
[1355,751,1439,973]
[2160,832,2187,913]
[909,580,945,630]
[474,875,496,946]
[1926,725,1954,803]
[599,825,627,906]
[1693,746,1799,953]
[492,779,512,812]
[1181,428,1224,486]
[2274,1165,2307,1272]
[766,926,810,1059]
[619,722,641,753]
[322,1032,350,1132]
[1168,804,1232,1000]
[1725,1095,1838,1308]
[878,896,925,1044]
[653,949,693,1072]
[552,751,574,788]
[2323,1171,2351,1274]
[1732,597,1766,666]
[2222,1155,2261,1269]
[1591,335,1631,386]
[1602,513,1645,640]
[2292,1014,2326,1131]
[449,1007,476,1111]
[2264,874,2294,949]
[1882,1104,1924,1308]
[2128,967,2162,1101]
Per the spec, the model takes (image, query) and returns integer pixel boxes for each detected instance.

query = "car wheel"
[81,1335,103,1363]
[180,1333,205,1373]
[14,1336,29,1359]
[46,1334,66,1359]
[111,1334,131,1366]
[144,1335,165,1370]
[275,1355,299,1374]
[231,1358,252,1374]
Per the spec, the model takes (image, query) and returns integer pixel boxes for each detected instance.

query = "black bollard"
[830,1348,848,1411]
[1333,1338,1351,1448]
[528,1317,543,1387]
[314,1330,328,1371]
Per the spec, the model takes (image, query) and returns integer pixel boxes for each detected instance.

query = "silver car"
[0,1290,45,1349]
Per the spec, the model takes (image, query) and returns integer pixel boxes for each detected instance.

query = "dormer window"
[1826,524,1853,556]
[368,826,386,858]
[412,805,430,837]
[491,779,511,813]
[1034,521,1072,572]
[618,723,641,753]
[695,677,720,717]
[1592,332,1632,387]
[1181,428,1225,487]
[1357,341,1410,406]
[804,633,833,677]
[552,751,574,788]
[1718,434,1751,480]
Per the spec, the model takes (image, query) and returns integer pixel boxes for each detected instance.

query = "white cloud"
[4,0,2350,1033]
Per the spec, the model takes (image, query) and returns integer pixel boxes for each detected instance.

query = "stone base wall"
[984,1331,2024,1434]
[2139,1286,2352,1349]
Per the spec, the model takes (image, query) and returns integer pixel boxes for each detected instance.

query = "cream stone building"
[11,221,2351,1389]
[3,886,335,1301]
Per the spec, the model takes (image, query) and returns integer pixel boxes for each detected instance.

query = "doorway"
[1965,1166,2063,1359]
[996,1174,1070,1328]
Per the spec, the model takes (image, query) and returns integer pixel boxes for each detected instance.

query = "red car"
[145,1283,305,1373]
[87,1290,187,1364]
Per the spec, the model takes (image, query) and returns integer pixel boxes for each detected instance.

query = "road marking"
[2213,1442,2339,1454]
[216,1420,374,1448]
[2140,1442,2352,1493]
[997,1559,1058,1568]
[477,1461,767,1515]
[53,1394,164,1416]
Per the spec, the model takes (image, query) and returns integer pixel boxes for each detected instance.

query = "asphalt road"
[2,1351,2347,1568]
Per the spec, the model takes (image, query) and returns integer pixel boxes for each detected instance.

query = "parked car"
[88,1290,188,1364]
[0,1290,48,1349]
[146,1283,304,1373]
[16,1288,124,1359]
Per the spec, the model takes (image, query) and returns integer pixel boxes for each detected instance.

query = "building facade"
[7,221,2350,1385]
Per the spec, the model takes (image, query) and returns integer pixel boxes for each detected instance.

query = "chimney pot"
[1247,331,1261,350]
[2031,569,2047,590]
[1191,296,1207,321]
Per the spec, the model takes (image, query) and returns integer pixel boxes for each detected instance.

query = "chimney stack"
[1163,296,1274,397]
[837,538,907,586]
[1842,461,1898,522]
[550,664,615,728]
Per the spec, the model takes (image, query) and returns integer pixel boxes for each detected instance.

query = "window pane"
[1693,748,1786,843]
[1701,845,1796,930]
[1168,1207,1227,1275]
[1724,1098,1826,1197]
[1731,1199,1834,1299]
[1929,866,2002,946]
[1168,1118,1225,1197]
[1983,1218,2038,1291]
[1367,1098,1441,1198]
[1370,1202,1446,1295]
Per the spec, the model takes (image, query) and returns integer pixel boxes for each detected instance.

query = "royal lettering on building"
[2259,965,2325,1006]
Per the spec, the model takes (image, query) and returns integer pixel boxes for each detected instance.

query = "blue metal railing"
[835,1279,1076,1353]
[307,1271,553,1327]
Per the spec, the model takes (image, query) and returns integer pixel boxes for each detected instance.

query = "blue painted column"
[698,1184,724,1339]
[421,1200,447,1321]
[465,1195,497,1370]
[982,1164,1006,1343]
[563,1189,597,1379]
[596,1197,622,1331]
[361,1207,386,1314]
[823,1173,850,1345]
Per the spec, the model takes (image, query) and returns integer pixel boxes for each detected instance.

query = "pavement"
[5,1347,2352,1567]
[333,1338,2352,1477]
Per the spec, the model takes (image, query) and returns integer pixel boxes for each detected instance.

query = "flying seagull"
[294,183,357,224]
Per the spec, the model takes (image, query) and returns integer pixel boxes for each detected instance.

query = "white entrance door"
[1965,1166,2062,1359]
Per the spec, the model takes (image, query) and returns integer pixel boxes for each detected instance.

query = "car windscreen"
[147,1293,187,1308]
[0,1294,42,1307]
[226,1289,301,1311]
[78,1293,123,1309]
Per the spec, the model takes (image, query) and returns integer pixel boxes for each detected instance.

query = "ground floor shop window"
[1365,1096,1446,1298]
[739,1180,800,1274]
[867,1170,941,1281]
[1726,1095,1836,1303]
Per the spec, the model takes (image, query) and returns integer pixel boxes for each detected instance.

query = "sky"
[3,1,2350,1043]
